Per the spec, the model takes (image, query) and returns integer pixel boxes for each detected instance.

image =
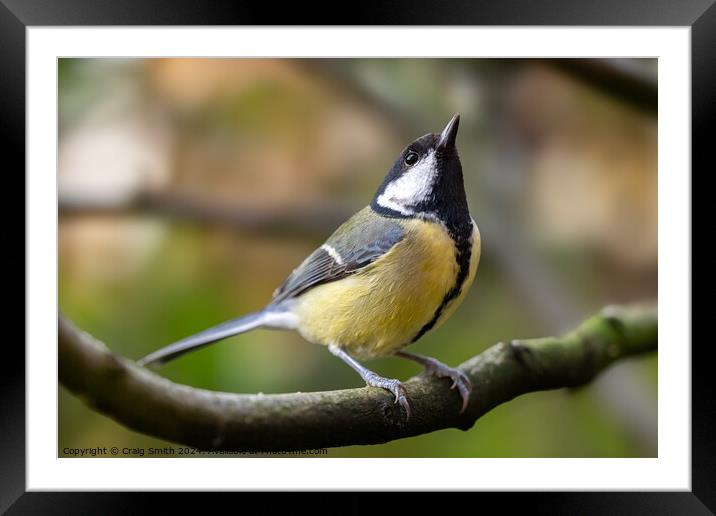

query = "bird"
[138,114,481,417]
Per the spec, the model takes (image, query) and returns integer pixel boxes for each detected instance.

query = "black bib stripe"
[411,220,473,343]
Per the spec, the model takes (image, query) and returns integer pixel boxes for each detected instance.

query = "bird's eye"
[404,151,420,166]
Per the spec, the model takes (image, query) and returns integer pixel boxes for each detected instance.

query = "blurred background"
[58,58,657,458]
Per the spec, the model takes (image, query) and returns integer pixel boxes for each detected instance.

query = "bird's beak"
[437,113,460,150]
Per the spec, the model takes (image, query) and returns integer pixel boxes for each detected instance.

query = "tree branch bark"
[59,303,656,452]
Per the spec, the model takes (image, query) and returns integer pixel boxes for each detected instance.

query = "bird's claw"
[364,372,411,419]
[393,386,411,420]
[425,362,472,414]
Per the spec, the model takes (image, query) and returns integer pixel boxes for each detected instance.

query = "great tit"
[139,114,480,417]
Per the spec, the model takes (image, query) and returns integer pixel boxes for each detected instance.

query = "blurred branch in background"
[59,304,657,452]
[59,192,351,239]
[547,59,657,116]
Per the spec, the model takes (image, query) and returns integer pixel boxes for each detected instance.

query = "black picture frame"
[6,0,709,511]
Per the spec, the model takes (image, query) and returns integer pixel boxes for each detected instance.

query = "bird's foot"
[363,371,411,419]
[420,358,472,414]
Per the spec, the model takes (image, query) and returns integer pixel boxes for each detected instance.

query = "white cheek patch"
[377,152,437,215]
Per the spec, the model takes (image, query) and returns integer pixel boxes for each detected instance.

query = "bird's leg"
[395,351,472,413]
[328,344,410,418]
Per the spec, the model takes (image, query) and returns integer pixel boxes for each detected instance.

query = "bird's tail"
[137,307,296,367]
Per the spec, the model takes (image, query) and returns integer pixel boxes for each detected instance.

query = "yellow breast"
[293,219,480,359]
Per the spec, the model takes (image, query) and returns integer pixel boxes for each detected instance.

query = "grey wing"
[271,214,404,303]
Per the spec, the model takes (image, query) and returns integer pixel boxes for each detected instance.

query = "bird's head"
[371,114,467,220]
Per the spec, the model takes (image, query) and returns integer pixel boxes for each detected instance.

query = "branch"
[547,58,657,115]
[59,303,657,452]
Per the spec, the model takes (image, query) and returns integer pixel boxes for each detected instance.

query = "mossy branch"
[58,303,656,452]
